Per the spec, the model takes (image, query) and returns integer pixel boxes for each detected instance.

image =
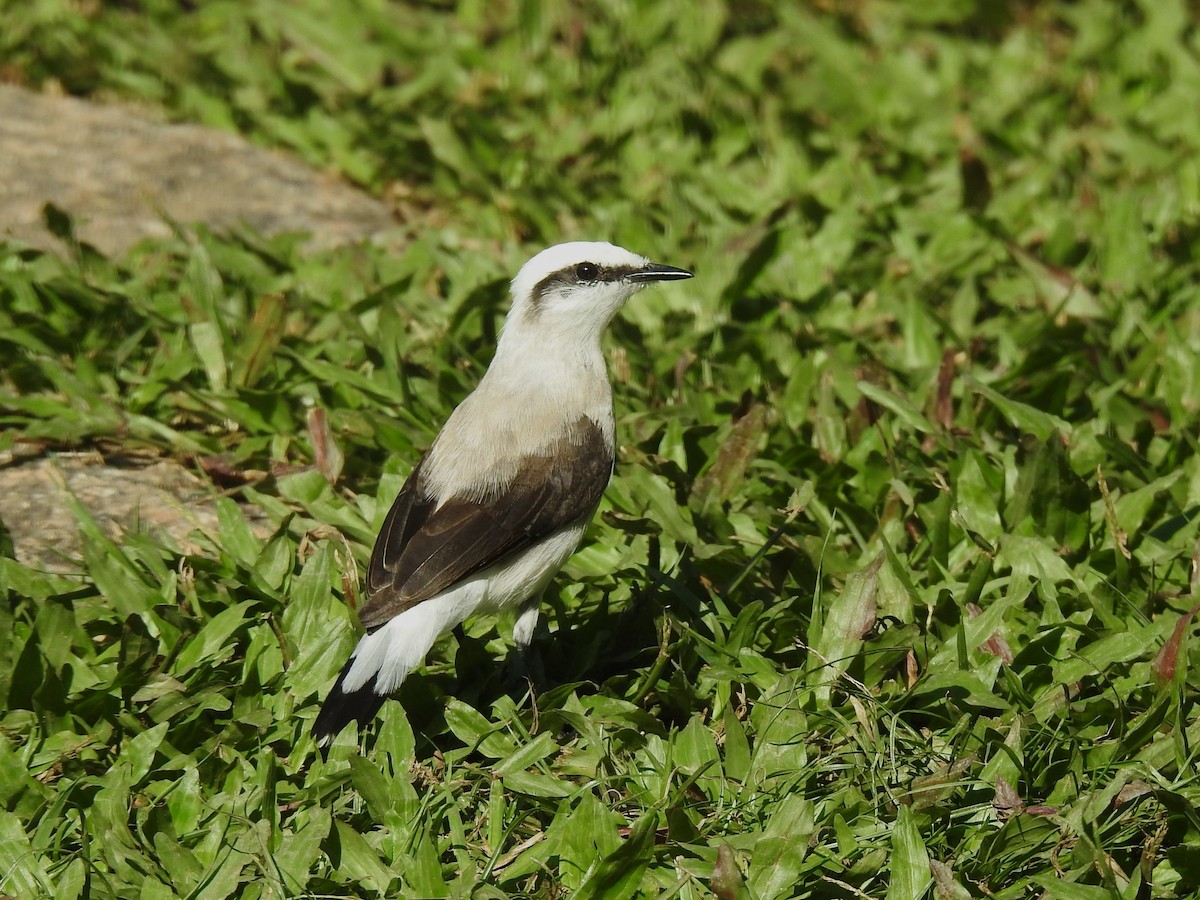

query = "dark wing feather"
[358,416,612,632]
[365,454,436,590]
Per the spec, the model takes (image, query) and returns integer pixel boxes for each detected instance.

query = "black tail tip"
[311,663,389,759]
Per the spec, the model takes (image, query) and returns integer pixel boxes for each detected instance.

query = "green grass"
[2,0,1200,897]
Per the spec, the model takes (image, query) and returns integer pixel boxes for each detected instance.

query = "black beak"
[629,262,693,282]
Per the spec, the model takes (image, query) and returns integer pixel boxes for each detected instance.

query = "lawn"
[2,0,1199,897]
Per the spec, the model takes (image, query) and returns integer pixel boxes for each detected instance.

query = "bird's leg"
[504,599,546,699]
[512,602,540,649]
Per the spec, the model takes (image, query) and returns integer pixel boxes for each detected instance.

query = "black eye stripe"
[529,263,644,308]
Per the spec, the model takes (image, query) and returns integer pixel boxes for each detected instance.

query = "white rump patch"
[343,582,485,695]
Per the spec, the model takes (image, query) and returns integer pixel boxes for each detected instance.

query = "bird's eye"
[575,262,599,281]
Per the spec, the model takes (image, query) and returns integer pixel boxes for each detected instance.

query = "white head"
[500,241,692,353]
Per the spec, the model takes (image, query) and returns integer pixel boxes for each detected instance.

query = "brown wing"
[358,416,613,632]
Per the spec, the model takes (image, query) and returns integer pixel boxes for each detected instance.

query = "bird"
[312,241,693,752]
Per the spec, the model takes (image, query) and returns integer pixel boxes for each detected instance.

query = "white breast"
[422,355,614,501]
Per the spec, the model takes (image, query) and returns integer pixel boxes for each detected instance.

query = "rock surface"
[0,84,395,256]
[0,85,386,569]
[0,455,273,574]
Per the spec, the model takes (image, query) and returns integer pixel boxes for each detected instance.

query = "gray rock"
[0,84,396,256]
[0,454,273,573]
